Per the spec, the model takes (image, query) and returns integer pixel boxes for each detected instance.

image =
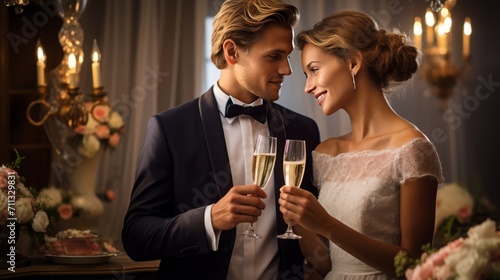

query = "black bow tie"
[225,99,267,124]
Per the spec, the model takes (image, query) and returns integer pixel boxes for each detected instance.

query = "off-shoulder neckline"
[313,137,429,159]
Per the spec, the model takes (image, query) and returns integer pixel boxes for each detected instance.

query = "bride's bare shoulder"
[315,135,350,156]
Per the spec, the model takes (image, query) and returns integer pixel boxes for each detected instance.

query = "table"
[0,254,160,279]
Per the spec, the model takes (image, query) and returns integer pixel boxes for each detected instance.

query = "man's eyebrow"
[265,49,290,55]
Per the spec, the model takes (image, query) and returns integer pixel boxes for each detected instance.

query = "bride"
[278,10,444,280]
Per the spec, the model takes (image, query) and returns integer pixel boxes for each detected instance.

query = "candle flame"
[37,46,45,62]
[92,51,99,63]
[440,8,449,18]
[92,39,101,63]
[437,23,445,36]
[36,39,45,62]
[425,9,435,26]
[444,17,452,33]
[414,17,422,36]
[464,18,472,36]
[68,53,76,70]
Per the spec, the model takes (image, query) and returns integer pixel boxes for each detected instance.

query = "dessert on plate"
[39,228,117,256]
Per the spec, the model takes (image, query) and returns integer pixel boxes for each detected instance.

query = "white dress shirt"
[203,82,279,280]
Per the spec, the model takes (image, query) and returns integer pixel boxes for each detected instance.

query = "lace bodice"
[313,137,444,279]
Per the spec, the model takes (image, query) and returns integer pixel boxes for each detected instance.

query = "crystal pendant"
[430,0,445,12]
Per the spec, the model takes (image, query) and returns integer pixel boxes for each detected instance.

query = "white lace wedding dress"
[313,138,444,280]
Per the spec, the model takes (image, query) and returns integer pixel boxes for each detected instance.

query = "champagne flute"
[243,135,277,239]
[277,139,306,240]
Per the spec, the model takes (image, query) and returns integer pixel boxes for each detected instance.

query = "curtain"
[77,0,202,241]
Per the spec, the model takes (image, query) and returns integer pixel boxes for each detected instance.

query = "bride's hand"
[279,186,331,236]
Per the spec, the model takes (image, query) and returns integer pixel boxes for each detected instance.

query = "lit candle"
[36,39,46,86]
[437,23,446,51]
[463,17,472,59]
[413,17,422,50]
[91,39,102,89]
[444,16,452,52]
[425,8,435,47]
[68,53,77,88]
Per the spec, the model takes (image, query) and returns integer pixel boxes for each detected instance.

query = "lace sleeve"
[397,138,445,185]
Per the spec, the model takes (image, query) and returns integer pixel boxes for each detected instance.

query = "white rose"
[467,218,497,239]
[16,182,33,198]
[0,192,7,212]
[31,210,49,232]
[15,198,35,224]
[108,111,124,129]
[77,134,101,158]
[38,186,63,208]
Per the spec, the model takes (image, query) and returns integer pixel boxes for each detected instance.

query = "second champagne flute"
[243,135,277,239]
[277,139,306,239]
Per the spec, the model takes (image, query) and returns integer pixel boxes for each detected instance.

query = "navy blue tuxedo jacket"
[122,88,320,279]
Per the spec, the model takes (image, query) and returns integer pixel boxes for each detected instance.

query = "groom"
[121,0,320,279]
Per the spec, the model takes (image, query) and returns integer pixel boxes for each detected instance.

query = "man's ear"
[349,51,362,76]
[223,39,238,65]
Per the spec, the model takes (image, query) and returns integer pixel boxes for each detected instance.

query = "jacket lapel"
[266,102,286,188]
[199,89,234,198]
[266,103,287,233]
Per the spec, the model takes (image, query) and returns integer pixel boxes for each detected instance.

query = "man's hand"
[211,185,267,231]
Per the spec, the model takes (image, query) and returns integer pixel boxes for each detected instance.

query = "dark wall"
[389,0,500,216]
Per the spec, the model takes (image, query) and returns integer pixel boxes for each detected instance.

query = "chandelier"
[414,0,472,111]
[3,0,29,14]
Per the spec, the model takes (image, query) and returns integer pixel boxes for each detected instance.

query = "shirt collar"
[213,82,264,123]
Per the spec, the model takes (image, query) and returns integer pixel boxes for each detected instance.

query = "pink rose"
[457,206,472,222]
[57,204,74,220]
[106,189,116,201]
[94,125,110,139]
[448,237,463,249]
[108,133,120,148]
[408,266,422,280]
[74,124,87,135]
[418,261,435,279]
[1,167,17,176]
[92,105,110,122]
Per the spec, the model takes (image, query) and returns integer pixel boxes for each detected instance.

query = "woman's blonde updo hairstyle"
[296,10,419,89]
[211,0,299,69]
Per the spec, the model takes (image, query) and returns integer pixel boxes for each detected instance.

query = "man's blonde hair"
[211,0,299,69]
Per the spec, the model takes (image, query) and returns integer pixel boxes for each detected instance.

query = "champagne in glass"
[243,135,277,239]
[252,153,276,187]
[277,139,306,240]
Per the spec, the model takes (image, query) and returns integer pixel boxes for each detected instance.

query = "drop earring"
[351,70,356,90]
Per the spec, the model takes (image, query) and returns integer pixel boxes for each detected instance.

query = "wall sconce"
[26,0,107,131]
[416,0,472,111]
[23,0,112,228]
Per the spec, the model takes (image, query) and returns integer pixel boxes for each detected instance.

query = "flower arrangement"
[0,154,50,239]
[435,183,474,231]
[74,100,124,158]
[395,219,500,280]
[0,153,85,243]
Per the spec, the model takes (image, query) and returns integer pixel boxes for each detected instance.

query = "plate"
[44,253,118,265]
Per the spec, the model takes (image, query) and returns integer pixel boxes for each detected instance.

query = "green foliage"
[8,149,25,170]
[394,243,437,279]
